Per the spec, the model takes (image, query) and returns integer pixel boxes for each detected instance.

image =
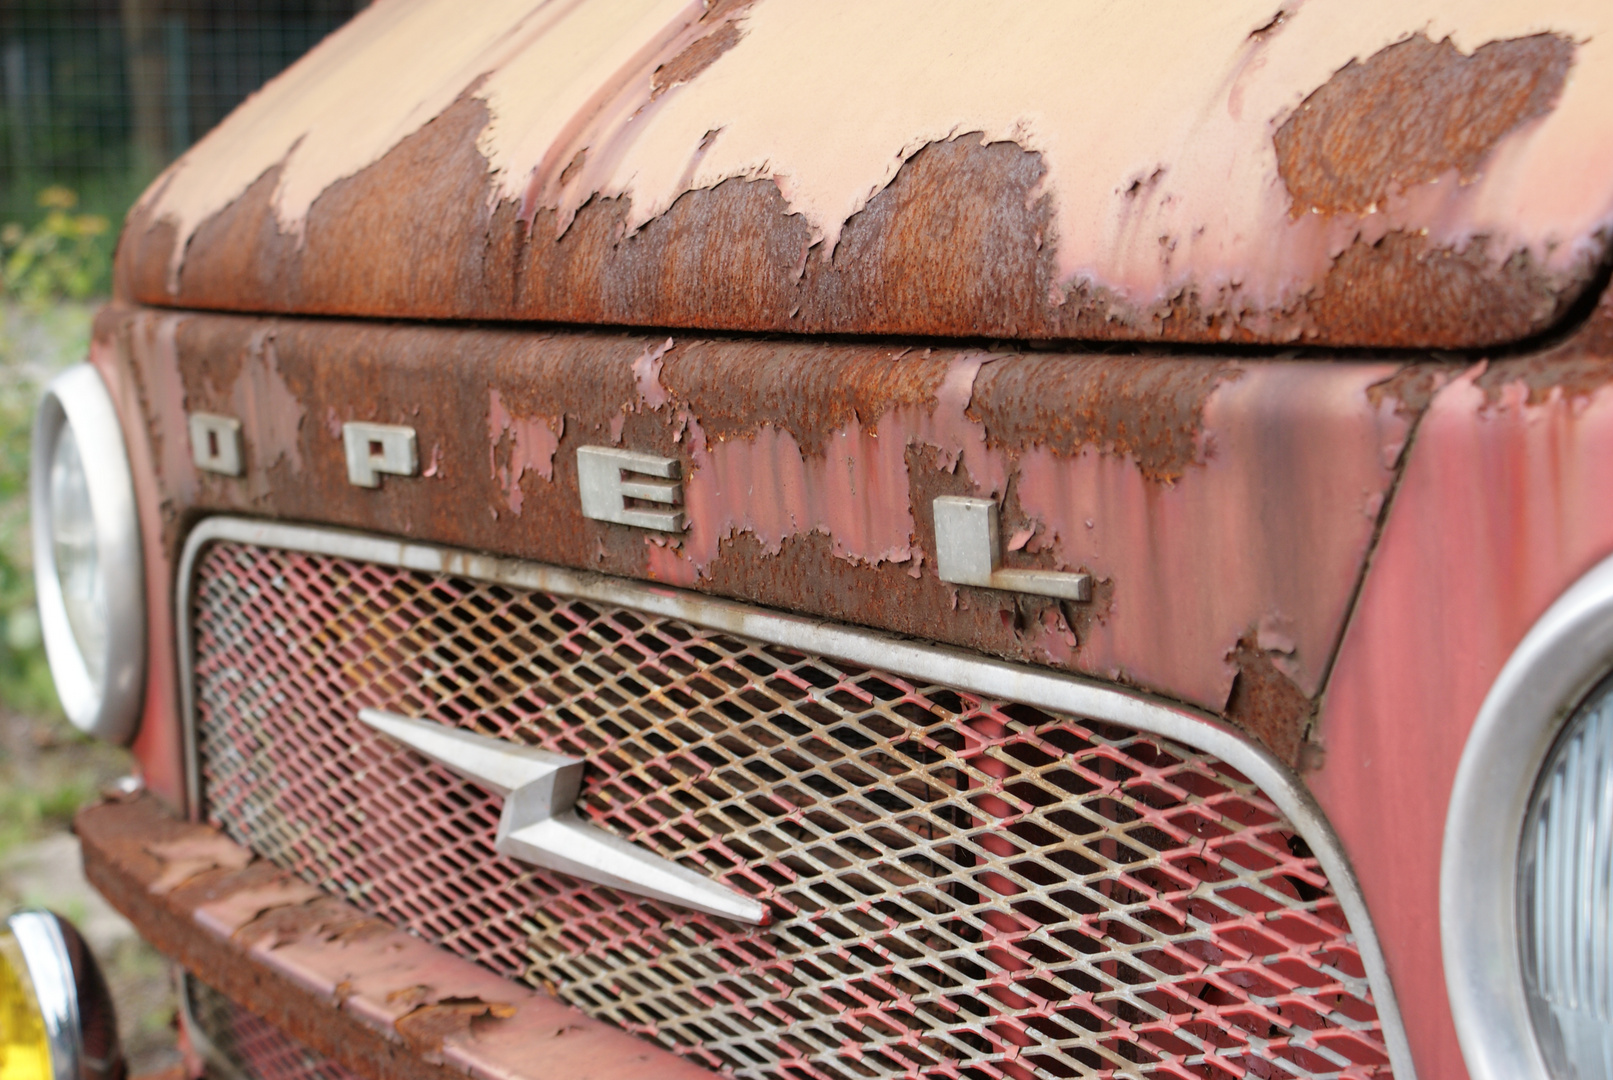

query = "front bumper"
[75,792,714,1080]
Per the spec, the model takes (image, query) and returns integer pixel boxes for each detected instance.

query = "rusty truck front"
[15,3,1613,1080]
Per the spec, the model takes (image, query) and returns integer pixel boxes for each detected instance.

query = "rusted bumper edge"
[76,793,716,1080]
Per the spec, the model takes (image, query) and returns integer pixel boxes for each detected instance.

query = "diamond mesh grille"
[190,541,1392,1080]
[186,979,360,1080]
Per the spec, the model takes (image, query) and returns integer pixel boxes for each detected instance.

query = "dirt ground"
[0,691,182,1074]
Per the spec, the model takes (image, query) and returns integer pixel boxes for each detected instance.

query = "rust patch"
[105,304,1430,721]
[968,354,1242,483]
[660,340,949,454]
[396,998,517,1055]
[162,91,503,320]
[1476,282,1613,405]
[1223,634,1313,767]
[1306,229,1580,348]
[1275,32,1575,217]
[805,134,1055,338]
[651,22,743,100]
[556,149,586,189]
[114,82,1602,349]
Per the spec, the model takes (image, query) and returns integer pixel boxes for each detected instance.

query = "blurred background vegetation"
[1,5,364,1065]
[0,0,367,839]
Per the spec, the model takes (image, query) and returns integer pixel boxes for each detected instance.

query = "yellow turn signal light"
[0,929,50,1080]
[0,913,123,1080]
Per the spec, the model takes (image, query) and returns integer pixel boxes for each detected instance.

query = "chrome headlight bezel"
[5,910,125,1080]
[1443,553,1613,1080]
[30,364,146,744]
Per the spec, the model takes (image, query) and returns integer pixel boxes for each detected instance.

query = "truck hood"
[116,0,1613,348]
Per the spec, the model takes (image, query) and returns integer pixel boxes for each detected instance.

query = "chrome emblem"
[357,709,767,924]
[342,422,418,488]
[576,446,685,532]
[188,413,244,476]
[933,495,1091,602]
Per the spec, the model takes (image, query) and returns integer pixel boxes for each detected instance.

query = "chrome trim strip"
[1442,552,1613,1080]
[176,514,1417,1079]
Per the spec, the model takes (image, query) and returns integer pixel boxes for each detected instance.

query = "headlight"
[30,365,145,743]
[0,911,124,1080]
[1520,680,1613,1078]
[1445,553,1613,1080]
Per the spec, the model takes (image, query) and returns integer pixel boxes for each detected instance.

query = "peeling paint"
[112,308,1418,722]
[1275,32,1575,218]
[631,337,674,408]
[118,0,1613,346]
[227,331,306,496]
[662,352,1001,580]
[77,794,713,1080]
[396,998,517,1056]
[130,314,196,513]
[91,316,189,811]
[986,362,1406,704]
[487,387,563,515]
[193,879,325,941]
[146,834,254,894]
[1223,631,1314,766]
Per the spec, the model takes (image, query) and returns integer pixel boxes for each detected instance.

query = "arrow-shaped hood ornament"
[357,709,769,925]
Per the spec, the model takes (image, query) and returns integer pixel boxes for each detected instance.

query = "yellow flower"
[35,187,77,210]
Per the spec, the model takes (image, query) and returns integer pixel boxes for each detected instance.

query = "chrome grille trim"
[175,515,1416,1079]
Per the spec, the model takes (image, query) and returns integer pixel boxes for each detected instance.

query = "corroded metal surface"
[100,304,1415,785]
[90,327,187,811]
[186,979,361,1080]
[1308,292,1613,1079]
[191,539,1395,1079]
[76,793,714,1080]
[113,1,1613,347]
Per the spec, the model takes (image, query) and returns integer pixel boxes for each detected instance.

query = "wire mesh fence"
[1,1,363,223]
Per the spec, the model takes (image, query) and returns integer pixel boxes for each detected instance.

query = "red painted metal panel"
[1310,317,1613,1080]
[90,326,187,809]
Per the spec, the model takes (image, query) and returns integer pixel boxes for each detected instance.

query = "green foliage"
[0,273,97,718]
[0,777,92,857]
[0,187,113,304]
[0,350,62,719]
[0,191,108,716]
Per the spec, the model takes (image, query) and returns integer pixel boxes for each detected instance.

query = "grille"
[190,540,1393,1080]
[185,978,359,1080]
